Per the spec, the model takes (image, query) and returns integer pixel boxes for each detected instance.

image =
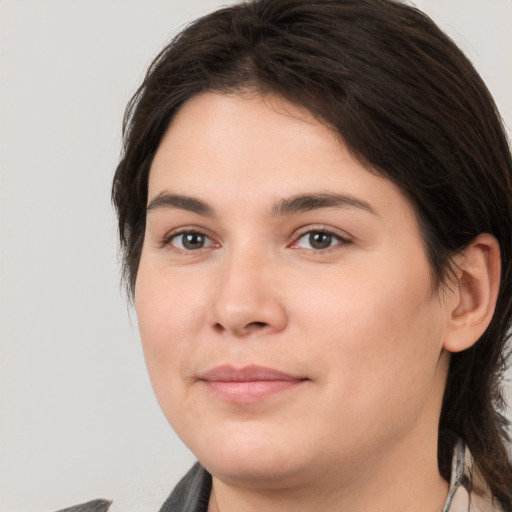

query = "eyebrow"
[270,192,376,216]
[146,191,376,217]
[147,193,214,216]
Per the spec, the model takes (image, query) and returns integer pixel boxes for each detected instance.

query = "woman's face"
[136,92,454,489]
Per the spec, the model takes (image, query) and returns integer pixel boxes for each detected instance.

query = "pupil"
[309,232,332,249]
[183,233,204,249]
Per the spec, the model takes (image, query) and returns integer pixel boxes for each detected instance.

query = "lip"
[197,364,308,404]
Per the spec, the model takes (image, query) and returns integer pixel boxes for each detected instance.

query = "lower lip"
[204,379,305,403]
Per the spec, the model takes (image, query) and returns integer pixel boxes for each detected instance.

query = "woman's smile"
[197,365,310,404]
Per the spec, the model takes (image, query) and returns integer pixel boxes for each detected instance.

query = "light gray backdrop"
[1,1,511,511]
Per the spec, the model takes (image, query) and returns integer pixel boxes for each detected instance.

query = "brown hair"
[112,0,512,507]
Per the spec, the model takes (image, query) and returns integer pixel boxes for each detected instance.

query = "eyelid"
[160,226,220,251]
[288,225,353,250]
[156,224,352,252]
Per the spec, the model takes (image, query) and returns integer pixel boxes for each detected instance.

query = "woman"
[66,0,512,510]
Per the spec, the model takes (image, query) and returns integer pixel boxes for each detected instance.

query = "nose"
[210,247,287,337]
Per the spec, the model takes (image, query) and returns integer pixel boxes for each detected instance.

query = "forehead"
[148,92,414,222]
[151,91,343,181]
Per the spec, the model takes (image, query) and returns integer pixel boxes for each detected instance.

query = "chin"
[186,424,311,488]
[204,454,310,490]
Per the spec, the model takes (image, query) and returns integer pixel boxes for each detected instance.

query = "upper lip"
[198,364,306,382]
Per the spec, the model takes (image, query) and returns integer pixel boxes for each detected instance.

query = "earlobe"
[443,233,501,353]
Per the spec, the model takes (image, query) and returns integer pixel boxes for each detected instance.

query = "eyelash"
[161,229,217,251]
[160,227,352,253]
[290,227,352,251]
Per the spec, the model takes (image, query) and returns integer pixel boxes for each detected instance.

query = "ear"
[443,233,501,353]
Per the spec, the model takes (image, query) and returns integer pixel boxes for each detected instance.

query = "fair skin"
[135,92,500,512]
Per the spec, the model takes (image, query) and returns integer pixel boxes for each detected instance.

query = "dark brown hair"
[112,0,512,507]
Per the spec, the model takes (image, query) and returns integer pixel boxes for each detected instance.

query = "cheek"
[134,261,209,399]
[292,257,445,403]
[136,257,208,340]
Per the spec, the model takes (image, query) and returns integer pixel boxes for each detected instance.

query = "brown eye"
[170,232,213,250]
[308,232,333,249]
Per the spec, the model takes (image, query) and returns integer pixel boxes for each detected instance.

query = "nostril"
[246,321,268,330]
[213,320,269,336]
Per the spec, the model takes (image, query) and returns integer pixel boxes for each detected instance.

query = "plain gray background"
[1,1,511,511]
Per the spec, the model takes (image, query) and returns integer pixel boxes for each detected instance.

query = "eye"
[293,230,348,250]
[168,231,215,251]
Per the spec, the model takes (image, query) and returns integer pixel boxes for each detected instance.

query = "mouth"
[197,364,309,404]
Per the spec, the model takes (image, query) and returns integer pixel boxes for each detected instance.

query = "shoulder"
[446,440,505,512]
[158,462,211,512]
[447,440,504,512]
[54,499,112,512]
[449,485,504,512]
[50,463,209,512]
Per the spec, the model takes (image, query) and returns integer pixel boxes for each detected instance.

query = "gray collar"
[442,438,467,512]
